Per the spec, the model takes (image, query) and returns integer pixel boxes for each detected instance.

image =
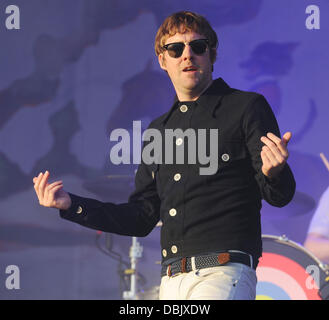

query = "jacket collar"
[161,77,231,125]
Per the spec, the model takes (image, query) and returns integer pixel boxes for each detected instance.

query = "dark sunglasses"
[162,39,209,58]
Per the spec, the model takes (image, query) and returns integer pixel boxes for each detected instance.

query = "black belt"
[161,251,256,277]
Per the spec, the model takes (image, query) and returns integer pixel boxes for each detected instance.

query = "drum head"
[256,235,328,300]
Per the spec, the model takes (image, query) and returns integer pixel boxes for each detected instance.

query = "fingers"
[262,145,282,167]
[33,172,45,201]
[260,132,289,160]
[33,171,62,207]
[282,131,292,145]
[267,131,291,147]
[33,171,48,204]
[39,171,50,197]
[33,171,47,205]
[260,148,272,168]
[260,132,292,178]
[44,180,63,204]
[260,138,286,164]
[33,172,42,186]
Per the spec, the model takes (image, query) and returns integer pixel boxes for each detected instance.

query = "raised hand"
[33,171,71,210]
[260,132,292,179]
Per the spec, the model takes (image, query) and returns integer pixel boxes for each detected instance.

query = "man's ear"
[158,53,167,71]
[210,48,217,65]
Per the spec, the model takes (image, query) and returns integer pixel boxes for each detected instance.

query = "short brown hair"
[154,11,218,64]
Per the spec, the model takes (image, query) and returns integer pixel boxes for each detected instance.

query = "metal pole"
[123,237,143,300]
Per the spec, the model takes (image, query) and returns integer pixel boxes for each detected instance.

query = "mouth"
[183,66,198,73]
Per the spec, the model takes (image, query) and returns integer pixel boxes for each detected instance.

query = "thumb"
[282,131,292,145]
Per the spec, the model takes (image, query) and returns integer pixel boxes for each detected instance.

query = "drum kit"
[256,235,329,300]
[83,174,329,300]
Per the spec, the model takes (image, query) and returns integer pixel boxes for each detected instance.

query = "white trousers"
[159,262,257,300]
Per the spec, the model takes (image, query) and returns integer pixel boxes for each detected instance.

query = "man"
[304,186,329,264]
[33,11,296,300]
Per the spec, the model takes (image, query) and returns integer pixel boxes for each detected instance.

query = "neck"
[176,79,213,102]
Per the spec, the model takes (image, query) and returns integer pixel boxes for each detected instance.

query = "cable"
[94,232,147,298]
[95,232,129,295]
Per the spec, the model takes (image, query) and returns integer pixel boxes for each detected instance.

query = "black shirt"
[60,77,296,266]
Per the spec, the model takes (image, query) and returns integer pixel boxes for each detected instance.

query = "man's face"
[158,31,213,100]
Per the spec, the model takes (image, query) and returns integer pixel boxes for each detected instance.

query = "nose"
[181,43,194,60]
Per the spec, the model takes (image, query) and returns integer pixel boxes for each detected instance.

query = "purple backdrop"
[0,0,328,299]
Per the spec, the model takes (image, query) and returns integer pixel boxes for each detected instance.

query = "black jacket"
[60,78,296,266]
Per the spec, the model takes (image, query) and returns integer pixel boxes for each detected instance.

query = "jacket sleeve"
[243,94,296,207]
[59,159,161,237]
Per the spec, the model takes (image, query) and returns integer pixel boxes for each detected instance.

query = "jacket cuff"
[263,164,288,187]
[59,193,86,220]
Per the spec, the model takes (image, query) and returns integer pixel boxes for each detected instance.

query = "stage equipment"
[256,234,329,300]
